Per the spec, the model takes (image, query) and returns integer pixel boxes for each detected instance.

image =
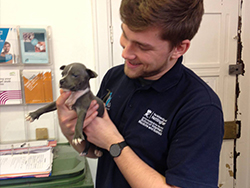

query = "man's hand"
[56,90,77,140]
[83,105,124,151]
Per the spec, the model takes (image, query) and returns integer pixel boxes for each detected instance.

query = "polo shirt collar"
[150,56,184,92]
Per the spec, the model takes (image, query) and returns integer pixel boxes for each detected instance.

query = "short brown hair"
[120,0,204,47]
[4,41,11,46]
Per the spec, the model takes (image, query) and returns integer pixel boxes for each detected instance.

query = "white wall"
[0,0,97,140]
[0,0,98,183]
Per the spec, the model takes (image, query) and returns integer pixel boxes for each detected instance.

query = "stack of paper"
[0,140,56,179]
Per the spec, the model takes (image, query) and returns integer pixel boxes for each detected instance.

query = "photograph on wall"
[22,69,53,104]
[0,70,22,105]
[0,27,19,64]
[19,28,49,64]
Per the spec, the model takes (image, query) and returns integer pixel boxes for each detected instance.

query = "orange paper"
[23,70,53,104]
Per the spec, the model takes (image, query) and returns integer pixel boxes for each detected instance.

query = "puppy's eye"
[72,74,78,78]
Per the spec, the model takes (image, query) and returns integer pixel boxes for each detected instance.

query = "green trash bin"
[0,143,94,188]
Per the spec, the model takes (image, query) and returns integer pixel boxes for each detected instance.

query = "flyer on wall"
[0,27,19,64]
[0,70,22,105]
[22,69,53,104]
[19,28,49,64]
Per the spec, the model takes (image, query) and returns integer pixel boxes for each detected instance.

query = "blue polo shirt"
[96,56,224,188]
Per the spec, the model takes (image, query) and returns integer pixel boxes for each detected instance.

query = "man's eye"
[137,43,151,51]
[72,74,78,78]
[139,45,149,51]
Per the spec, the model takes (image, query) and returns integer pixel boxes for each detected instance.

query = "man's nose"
[121,44,136,60]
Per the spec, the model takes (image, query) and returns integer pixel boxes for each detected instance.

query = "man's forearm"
[113,146,179,188]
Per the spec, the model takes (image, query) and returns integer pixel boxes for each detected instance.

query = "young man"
[57,0,224,187]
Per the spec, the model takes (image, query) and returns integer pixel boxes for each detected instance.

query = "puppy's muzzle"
[60,79,64,85]
[59,79,70,91]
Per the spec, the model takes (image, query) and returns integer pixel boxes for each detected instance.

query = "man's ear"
[171,40,190,59]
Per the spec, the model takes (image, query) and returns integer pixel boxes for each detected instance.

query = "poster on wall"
[22,69,53,104]
[19,28,49,64]
[0,70,22,105]
[0,27,19,64]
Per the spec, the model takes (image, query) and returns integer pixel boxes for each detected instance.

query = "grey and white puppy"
[26,63,104,156]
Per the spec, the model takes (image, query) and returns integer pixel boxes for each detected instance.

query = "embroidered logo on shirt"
[138,109,167,136]
[104,91,112,110]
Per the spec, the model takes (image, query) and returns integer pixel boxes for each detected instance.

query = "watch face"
[110,144,121,157]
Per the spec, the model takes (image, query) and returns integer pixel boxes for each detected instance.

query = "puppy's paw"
[72,131,85,145]
[79,151,87,156]
[94,149,103,157]
[72,138,83,145]
[25,115,34,122]
[25,112,39,122]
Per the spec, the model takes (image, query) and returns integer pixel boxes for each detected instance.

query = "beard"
[124,61,167,80]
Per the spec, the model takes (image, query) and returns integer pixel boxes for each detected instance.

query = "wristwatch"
[109,141,127,158]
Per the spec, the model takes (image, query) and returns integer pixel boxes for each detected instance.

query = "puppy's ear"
[60,65,66,70]
[87,69,98,78]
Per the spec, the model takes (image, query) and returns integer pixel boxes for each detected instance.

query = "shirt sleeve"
[165,105,224,188]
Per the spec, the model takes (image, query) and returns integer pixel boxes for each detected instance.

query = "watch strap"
[118,141,127,149]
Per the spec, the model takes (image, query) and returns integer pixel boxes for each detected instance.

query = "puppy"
[26,63,104,156]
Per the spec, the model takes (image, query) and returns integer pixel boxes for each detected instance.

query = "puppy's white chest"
[65,88,90,110]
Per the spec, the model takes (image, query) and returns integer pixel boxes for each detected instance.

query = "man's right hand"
[56,90,77,141]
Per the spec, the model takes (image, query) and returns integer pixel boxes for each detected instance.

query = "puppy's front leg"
[72,109,87,145]
[26,101,57,122]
